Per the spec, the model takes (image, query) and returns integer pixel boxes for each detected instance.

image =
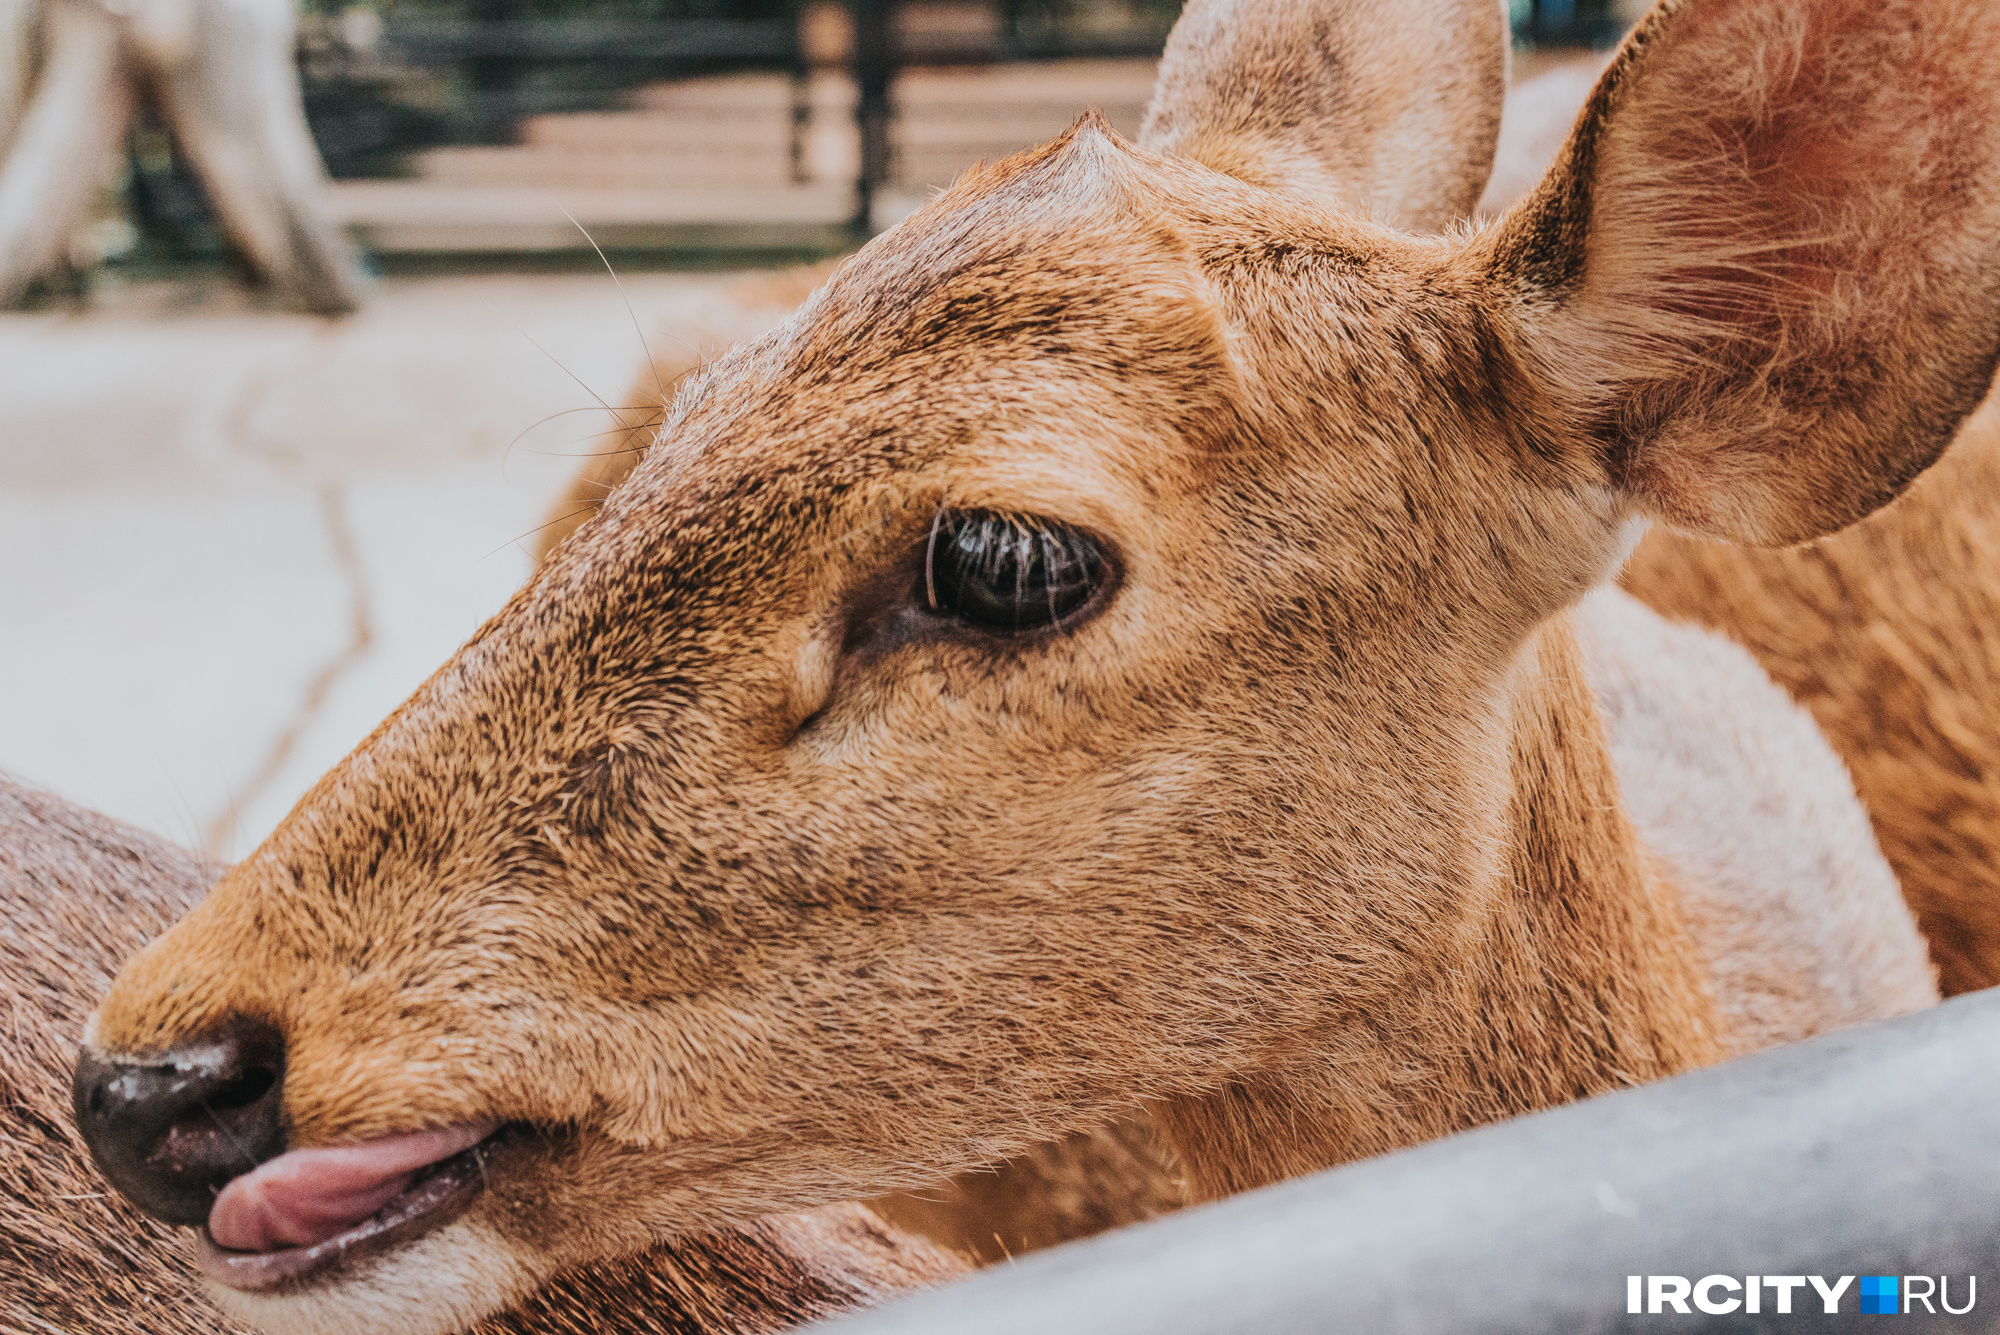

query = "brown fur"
[863,1120,1183,1264]
[535,275,1186,1272]
[1624,389,2000,995]
[0,776,960,1334]
[535,264,844,566]
[1138,0,1508,232]
[80,0,2000,1331]
[1151,615,1725,1203]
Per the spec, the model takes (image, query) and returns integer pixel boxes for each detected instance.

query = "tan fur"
[536,294,1192,1262]
[535,264,844,565]
[0,776,961,1334]
[1574,585,1938,1053]
[1138,0,1509,232]
[1624,390,2000,995]
[1152,609,1728,1204]
[80,0,2000,1330]
[864,1120,1183,1264]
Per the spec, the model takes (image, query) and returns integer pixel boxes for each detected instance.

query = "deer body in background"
[63,0,2000,1331]
[1469,36,2000,1002]
[1622,380,2000,998]
[1,774,962,1334]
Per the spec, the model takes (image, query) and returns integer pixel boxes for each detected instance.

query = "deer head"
[3,776,963,1335]
[75,0,2000,1332]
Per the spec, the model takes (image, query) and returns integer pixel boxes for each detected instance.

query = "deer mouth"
[195,1122,509,1292]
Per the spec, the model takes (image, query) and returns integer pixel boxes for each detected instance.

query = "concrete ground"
[0,267,789,861]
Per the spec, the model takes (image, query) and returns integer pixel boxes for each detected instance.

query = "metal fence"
[294,0,1178,168]
[123,0,1623,266]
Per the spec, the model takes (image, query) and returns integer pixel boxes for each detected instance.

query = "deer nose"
[72,1020,287,1226]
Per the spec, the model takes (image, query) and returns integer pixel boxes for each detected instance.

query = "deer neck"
[1152,611,1724,1203]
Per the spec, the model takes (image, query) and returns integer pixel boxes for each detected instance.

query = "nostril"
[72,1018,288,1228]
[206,1066,278,1112]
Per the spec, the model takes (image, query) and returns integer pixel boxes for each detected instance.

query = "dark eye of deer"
[923,510,1107,632]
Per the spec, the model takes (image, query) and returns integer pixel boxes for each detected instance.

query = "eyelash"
[920,509,1110,634]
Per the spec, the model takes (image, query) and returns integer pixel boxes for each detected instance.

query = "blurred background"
[0,0,1644,860]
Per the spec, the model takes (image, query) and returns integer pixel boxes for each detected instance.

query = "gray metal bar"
[814,990,2000,1333]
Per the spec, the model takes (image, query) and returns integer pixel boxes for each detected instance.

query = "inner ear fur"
[1488,0,2000,547]
[1139,0,1509,232]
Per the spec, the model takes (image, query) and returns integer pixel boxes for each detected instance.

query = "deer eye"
[923,509,1108,633]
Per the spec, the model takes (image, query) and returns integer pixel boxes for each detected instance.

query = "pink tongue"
[208,1123,496,1253]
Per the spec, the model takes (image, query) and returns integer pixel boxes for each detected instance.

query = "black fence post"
[463,0,526,142]
[1524,0,1618,45]
[850,0,895,232]
[788,0,812,184]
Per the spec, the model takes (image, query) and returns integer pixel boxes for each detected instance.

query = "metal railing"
[128,0,1623,263]
[297,3,809,161]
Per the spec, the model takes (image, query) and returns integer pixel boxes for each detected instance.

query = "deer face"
[76,0,2000,1330]
[84,130,1629,1331]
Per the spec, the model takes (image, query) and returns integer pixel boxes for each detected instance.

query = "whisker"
[503,404,658,461]
[547,418,664,456]
[487,507,602,562]
[563,209,670,408]
[925,507,944,609]
[510,326,634,485]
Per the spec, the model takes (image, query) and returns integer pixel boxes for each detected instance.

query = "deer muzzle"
[74,1020,504,1292]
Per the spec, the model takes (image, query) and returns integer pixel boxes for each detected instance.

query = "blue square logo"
[1860,1276,1900,1315]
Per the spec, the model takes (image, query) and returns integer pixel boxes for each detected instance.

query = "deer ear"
[1138,0,1510,232]
[1491,0,2000,546]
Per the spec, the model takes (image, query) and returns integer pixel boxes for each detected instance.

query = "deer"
[63,0,2000,1330]
[0,0,362,310]
[536,22,2000,1267]
[1,773,964,1334]
[556,30,2000,1010]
